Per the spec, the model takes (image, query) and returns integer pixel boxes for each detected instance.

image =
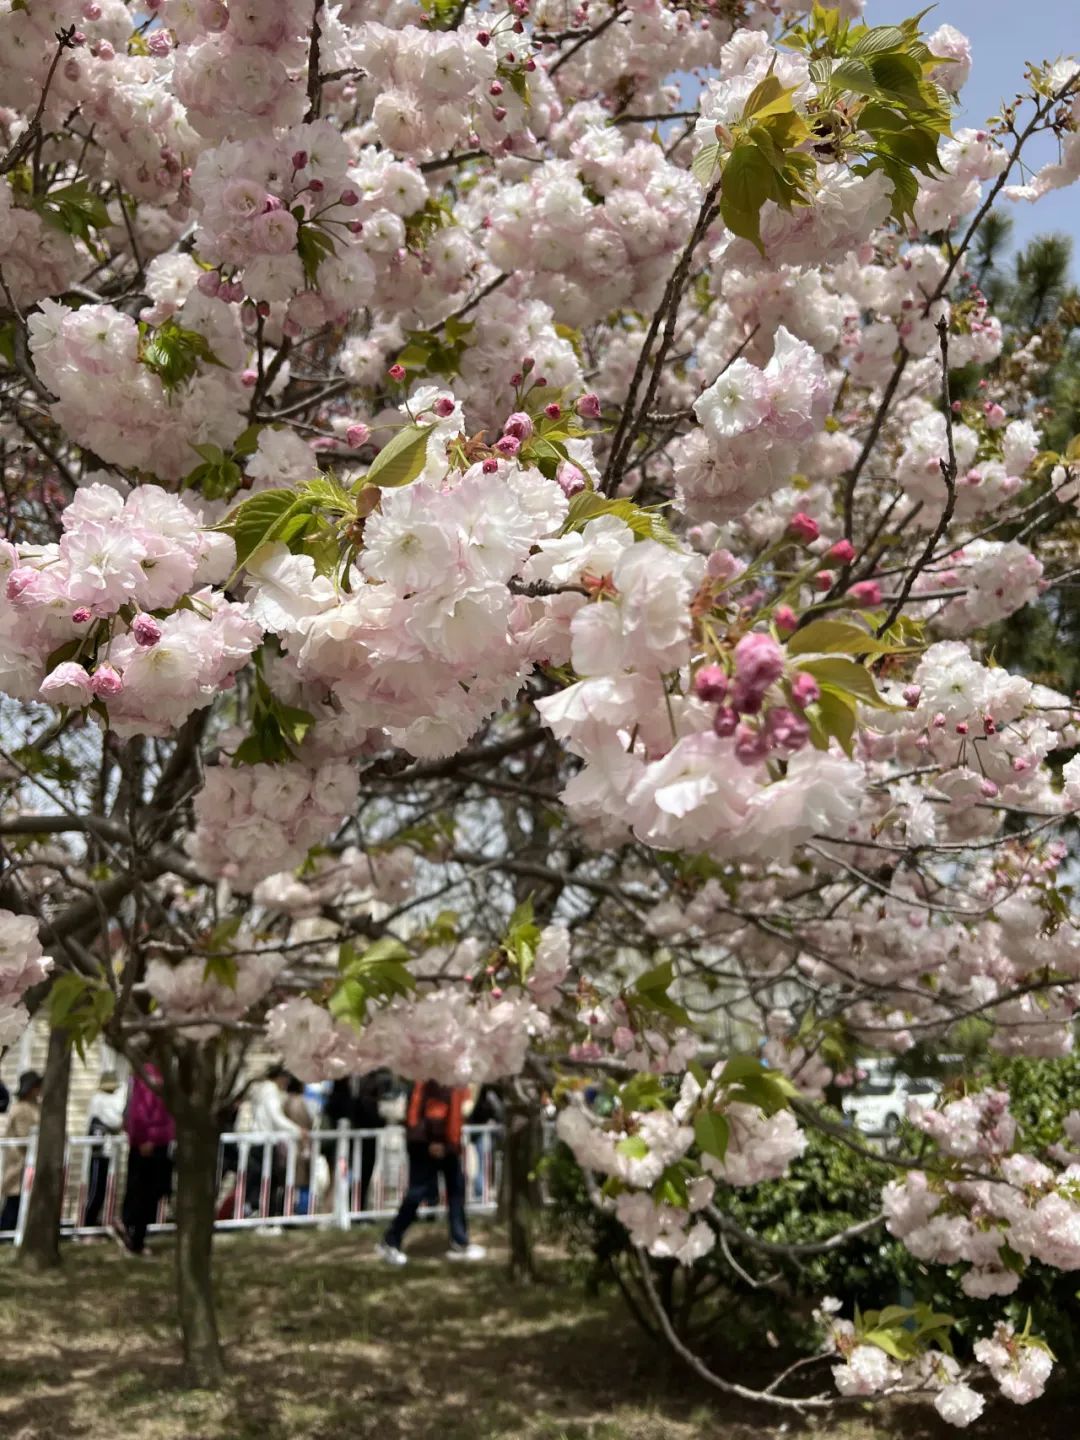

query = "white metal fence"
[0,1122,503,1246]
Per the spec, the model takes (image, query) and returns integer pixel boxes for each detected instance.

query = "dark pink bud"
[387,363,406,382]
[694,665,728,703]
[495,435,521,458]
[814,571,834,592]
[477,29,491,44]
[848,580,882,607]
[291,151,309,169]
[346,423,370,447]
[493,106,508,123]
[131,614,162,648]
[955,722,969,736]
[339,189,359,207]
[433,397,455,417]
[790,672,819,709]
[787,512,819,545]
[575,392,601,419]
[828,539,856,565]
[902,684,921,708]
[490,81,504,96]
[544,402,562,420]
[713,706,738,738]
[308,178,324,193]
[482,458,499,474]
[71,607,92,624]
[774,605,798,634]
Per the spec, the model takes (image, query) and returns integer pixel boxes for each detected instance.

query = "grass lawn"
[0,1224,1076,1440]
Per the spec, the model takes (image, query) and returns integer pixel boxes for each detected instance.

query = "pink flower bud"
[339,189,359,207]
[347,220,364,235]
[256,300,271,318]
[308,178,324,193]
[131,614,162,648]
[147,30,172,55]
[774,605,798,634]
[981,779,999,798]
[71,607,92,624]
[196,269,221,296]
[433,397,455,417]
[40,662,93,707]
[477,29,491,44]
[291,151,309,170]
[90,665,123,699]
[790,672,819,709]
[575,392,602,420]
[502,412,534,442]
[814,571,834,592]
[955,722,969,736]
[902,684,921,707]
[984,402,1007,430]
[848,580,882,607]
[828,539,856,565]
[521,356,535,374]
[694,665,728,703]
[765,706,810,753]
[555,460,586,497]
[387,363,406,382]
[932,712,947,729]
[494,435,521,458]
[241,368,258,387]
[787,512,820,545]
[713,706,738,737]
[482,458,499,474]
[544,402,562,420]
[493,106,508,122]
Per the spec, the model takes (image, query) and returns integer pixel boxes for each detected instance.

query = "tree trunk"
[506,1096,541,1283]
[18,1026,71,1272]
[169,1047,226,1389]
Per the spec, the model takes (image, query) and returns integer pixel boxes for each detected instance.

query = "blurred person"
[283,1074,314,1214]
[83,1069,125,1229]
[114,1064,174,1257]
[246,1064,304,1225]
[377,1080,486,1265]
[0,1071,43,1233]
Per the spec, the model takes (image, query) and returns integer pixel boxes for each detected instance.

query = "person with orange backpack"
[377,1079,485,1265]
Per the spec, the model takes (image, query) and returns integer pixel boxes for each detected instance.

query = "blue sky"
[869,0,1080,269]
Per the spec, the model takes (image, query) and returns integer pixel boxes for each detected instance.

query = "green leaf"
[140,318,223,391]
[691,141,722,186]
[812,688,858,756]
[800,657,888,708]
[851,24,907,56]
[297,223,336,285]
[722,142,775,215]
[862,1328,912,1361]
[33,180,110,248]
[362,423,434,489]
[694,1109,730,1161]
[616,1135,650,1159]
[217,488,300,568]
[742,74,797,122]
[563,491,679,547]
[785,618,898,658]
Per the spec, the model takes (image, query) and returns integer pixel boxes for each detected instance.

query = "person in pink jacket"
[114,1065,174,1257]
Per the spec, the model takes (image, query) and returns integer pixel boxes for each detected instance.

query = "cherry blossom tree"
[3,0,1080,1414]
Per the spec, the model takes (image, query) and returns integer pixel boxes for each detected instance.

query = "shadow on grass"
[0,1230,1077,1440]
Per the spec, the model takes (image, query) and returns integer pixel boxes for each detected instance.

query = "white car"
[842,1065,939,1135]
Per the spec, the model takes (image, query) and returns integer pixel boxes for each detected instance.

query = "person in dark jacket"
[323,1069,392,1214]
[114,1065,174,1256]
[377,1080,485,1264]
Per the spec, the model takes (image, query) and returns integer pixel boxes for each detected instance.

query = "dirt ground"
[0,1225,1075,1440]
